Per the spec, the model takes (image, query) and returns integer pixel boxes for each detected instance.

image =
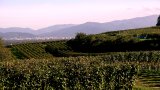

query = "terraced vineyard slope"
[9,41,67,59]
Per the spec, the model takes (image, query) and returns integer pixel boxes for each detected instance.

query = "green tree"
[75,32,86,40]
[156,15,160,26]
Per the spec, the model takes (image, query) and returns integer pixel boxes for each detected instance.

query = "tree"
[156,15,160,26]
[75,32,86,40]
[0,39,13,61]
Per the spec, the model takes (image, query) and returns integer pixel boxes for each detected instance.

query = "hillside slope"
[7,26,160,58]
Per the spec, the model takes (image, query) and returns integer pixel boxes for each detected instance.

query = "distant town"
[3,37,73,41]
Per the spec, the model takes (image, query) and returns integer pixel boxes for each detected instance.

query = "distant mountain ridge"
[0,32,36,40]
[0,27,34,33]
[0,15,158,39]
[40,15,158,37]
[35,24,76,35]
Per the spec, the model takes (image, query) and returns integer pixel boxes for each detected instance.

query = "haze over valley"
[0,15,158,40]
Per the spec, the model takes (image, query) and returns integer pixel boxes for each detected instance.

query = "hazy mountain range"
[0,15,158,39]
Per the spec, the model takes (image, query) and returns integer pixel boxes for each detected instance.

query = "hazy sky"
[0,0,160,29]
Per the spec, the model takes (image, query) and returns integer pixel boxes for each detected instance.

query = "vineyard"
[0,56,138,89]
[9,41,67,59]
[1,26,160,89]
[103,26,160,36]
[1,55,160,89]
[8,26,160,58]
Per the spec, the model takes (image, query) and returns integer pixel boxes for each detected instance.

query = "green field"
[1,26,160,89]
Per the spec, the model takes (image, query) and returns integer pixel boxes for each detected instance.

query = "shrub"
[0,39,13,61]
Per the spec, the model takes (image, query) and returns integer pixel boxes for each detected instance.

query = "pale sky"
[0,0,160,29]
